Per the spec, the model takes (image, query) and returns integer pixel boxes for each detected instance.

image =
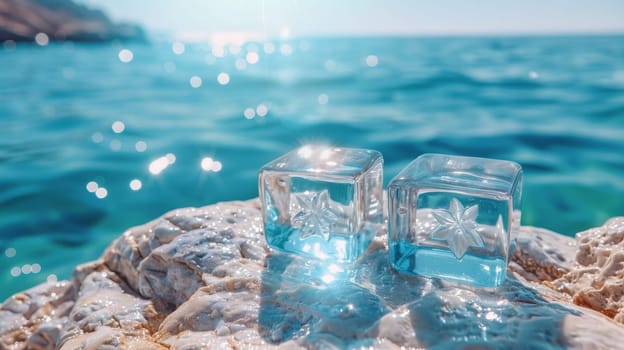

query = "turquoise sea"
[1,36,623,299]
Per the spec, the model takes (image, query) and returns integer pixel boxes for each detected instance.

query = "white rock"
[1,199,623,349]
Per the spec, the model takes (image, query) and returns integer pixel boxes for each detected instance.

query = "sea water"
[1,36,623,299]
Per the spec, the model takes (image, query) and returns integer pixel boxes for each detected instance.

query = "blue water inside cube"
[388,153,522,287]
[260,146,383,262]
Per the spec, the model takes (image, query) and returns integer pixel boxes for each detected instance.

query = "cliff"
[0,0,145,42]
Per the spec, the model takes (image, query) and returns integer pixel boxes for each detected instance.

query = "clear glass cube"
[388,153,523,287]
[259,145,383,262]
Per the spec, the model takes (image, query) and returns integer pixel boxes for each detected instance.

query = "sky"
[78,0,624,38]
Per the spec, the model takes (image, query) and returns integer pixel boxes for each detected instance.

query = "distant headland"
[0,0,145,42]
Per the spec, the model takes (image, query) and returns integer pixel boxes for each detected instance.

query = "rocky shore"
[1,198,623,349]
[0,0,144,42]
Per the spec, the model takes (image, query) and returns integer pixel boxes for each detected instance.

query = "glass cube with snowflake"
[388,154,522,287]
[259,145,383,262]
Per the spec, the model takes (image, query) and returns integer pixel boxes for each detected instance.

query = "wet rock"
[0,280,73,349]
[510,224,577,281]
[1,199,623,349]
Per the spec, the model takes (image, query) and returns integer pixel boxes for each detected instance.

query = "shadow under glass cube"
[259,145,383,263]
[388,153,523,287]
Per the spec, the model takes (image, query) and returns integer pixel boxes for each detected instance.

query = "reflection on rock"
[1,198,623,349]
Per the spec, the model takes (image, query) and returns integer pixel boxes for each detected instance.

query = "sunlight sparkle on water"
[86,181,98,192]
[118,49,133,63]
[112,121,125,133]
[256,104,268,117]
[318,94,329,105]
[172,42,185,55]
[190,76,202,88]
[201,157,222,172]
[149,154,176,175]
[217,72,230,85]
[130,179,142,191]
[246,52,259,64]
[95,187,108,199]
[366,55,379,67]
[5,247,16,258]
[35,33,49,46]
[244,108,255,119]
[135,141,147,152]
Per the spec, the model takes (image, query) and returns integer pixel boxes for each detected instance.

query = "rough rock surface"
[1,199,623,349]
[0,0,145,42]
[554,217,624,322]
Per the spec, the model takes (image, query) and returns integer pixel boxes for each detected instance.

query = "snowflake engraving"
[430,198,484,259]
[292,190,338,240]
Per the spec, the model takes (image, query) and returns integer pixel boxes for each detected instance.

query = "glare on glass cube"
[259,145,383,262]
[388,153,522,287]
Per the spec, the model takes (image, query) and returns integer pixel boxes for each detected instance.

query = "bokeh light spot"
[149,154,175,175]
[135,141,147,152]
[217,72,230,85]
[5,247,16,258]
[91,132,103,143]
[130,179,142,191]
[95,187,108,199]
[86,181,98,193]
[190,76,202,88]
[118,49,133,63]
[365,55,379,67]
[172,41,185,55]
[256,104,268,117]
[10,267,20,277]
[246,52,259,64]
[112,121,125,133]
[35,32,49,46]
[318,94,329,105]
[201,157,222,172]
[244,108,255,119]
